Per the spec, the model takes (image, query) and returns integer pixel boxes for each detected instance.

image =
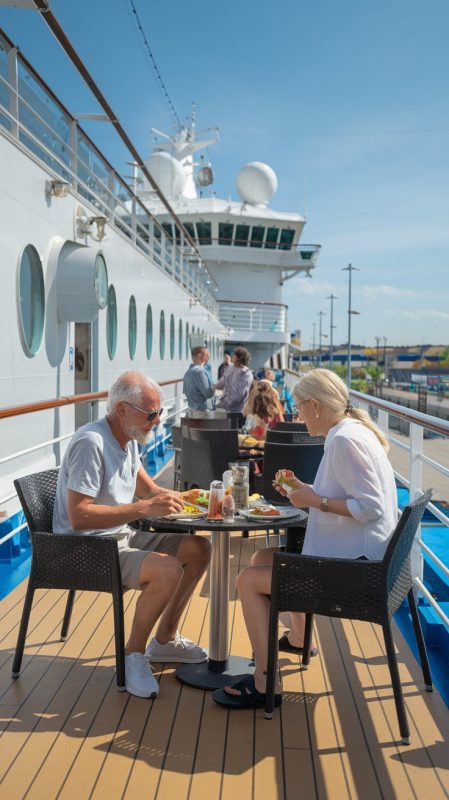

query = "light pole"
[312,322,316,366]
[342,263,360,388]
[317,310,325,366]
[327,293,338,368]
[383,336,388,380]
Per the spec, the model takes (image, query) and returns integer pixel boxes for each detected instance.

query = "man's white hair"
[107,372,162,414]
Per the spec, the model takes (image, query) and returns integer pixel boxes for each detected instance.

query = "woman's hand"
[273,469,301,496]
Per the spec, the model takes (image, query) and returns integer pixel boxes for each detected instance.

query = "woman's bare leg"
[226,565,281,695]
[252,548,317,651]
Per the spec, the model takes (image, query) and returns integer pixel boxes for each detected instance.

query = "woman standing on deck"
[213,368,398,709]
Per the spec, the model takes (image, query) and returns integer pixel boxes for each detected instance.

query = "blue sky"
[2,0,449,348]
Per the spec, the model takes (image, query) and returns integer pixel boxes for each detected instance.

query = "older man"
[53,372,210,698]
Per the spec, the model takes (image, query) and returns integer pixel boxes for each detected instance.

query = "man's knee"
[177,535,211,566]
[141,552,183,588]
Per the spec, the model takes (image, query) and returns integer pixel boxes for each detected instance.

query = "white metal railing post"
[7,46,19,140]
[70,119,78,194]
[377,408,389,439]
[409,421,424,582]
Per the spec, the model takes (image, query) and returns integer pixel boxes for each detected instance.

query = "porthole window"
[94,253,108,308]
[146,304,153,359]
[128,295,137,359]
[185,322,189,358]
[159,309,165,360]
[18,244,45,355]
[107,285,117,359]
[170,314,175,359]
[178,318,183,358]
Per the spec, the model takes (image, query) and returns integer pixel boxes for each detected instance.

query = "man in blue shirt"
[183,346,215,410]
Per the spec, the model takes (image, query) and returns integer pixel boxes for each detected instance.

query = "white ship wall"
[0,134,223,503]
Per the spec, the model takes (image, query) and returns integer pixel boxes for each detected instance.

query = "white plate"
[238,507,307,521]
[163,510,208,520]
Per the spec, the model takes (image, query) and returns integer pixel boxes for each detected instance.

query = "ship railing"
[218,300,288,333]
[350,390,449,631]
[0,31,218,316]
[0,380,187,550]
[283,369,449,630]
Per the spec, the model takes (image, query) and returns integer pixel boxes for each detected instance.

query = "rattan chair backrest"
[14,468,59,534]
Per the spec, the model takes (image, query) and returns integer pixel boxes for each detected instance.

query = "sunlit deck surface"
[1,463,449,799]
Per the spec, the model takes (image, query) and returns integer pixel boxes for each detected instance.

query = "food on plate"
[251,505,281,517]
[194,495,210,508]
[182,505,205,515]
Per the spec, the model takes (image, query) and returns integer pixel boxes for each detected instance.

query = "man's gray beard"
[124,423,153,446]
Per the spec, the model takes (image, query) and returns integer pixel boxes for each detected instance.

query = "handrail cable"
[127,0,181,129]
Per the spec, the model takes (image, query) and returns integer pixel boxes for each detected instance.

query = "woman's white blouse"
[302,418,398,560]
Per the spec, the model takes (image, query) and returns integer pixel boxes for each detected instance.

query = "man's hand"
[139,491,185,518]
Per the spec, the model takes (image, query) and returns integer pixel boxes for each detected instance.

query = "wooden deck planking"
[0,530,448,799]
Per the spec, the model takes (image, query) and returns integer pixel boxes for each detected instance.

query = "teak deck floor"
[1,525,449,797]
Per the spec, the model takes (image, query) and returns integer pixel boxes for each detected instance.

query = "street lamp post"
[312,322,316,366]
[317,310,325,366]
[342,263,360,388]
[327,293,338,368]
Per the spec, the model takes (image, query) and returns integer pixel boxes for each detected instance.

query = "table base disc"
[176,656,255,690]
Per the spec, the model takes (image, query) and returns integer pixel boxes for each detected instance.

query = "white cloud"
[386,309,449,320]
[361,284,417,300]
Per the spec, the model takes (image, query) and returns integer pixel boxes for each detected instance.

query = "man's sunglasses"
[125,402,163,422]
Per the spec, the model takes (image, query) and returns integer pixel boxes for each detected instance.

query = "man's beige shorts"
[117,527,184,590]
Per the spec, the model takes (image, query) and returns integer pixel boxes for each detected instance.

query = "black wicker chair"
[181,417,231,431]
[265,490,433,745]
[265,429,324,446]
[170,424,182,490]
[179,428,241,490]
[12,468,126,691]
[255,441,324,504]
[272,421,308,432]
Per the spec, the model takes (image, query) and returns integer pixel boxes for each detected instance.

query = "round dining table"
[146,509,308,690]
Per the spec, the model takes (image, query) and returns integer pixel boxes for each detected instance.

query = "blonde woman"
[213,368,398,709]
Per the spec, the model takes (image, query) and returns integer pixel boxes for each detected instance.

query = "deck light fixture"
[75,207,108,241]
[46,179,70,198]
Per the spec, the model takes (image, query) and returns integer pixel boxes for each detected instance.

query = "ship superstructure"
[138,118,321,370]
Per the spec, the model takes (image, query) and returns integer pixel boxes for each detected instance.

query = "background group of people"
[182,345,294,437]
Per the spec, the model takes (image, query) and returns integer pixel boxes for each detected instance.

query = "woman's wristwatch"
[319,496,329,512]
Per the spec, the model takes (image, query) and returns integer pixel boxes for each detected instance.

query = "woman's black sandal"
[212,674,282,709]
[278,632,319,657]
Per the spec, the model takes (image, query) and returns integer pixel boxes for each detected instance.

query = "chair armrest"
[271,551,385,621]
[30,531,122,593]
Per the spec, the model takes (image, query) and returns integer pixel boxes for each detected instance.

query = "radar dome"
[144,151,187,199]
[236,161,278,206]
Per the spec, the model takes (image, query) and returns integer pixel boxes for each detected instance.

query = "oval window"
[178,318,183,358]
[94,253,108,309]
[159,309,165,360]
[185,321,190,358]
[107,284,117,359]
[18,244,45,355]
[129,295,137,359]
[146,304,153,359]
[170,314,175,359]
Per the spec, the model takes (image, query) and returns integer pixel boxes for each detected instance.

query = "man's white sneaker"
[125,652,159,698]
[145,633,208,664]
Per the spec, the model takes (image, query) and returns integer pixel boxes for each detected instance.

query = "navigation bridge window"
[250,226,264,248]
[183,222,195,240]
[300,250,313,260]
[279,229,295,250]
[219,223,234,244]
[196,222,212,245]
[235,224,250,246]
[266,227,280,249]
